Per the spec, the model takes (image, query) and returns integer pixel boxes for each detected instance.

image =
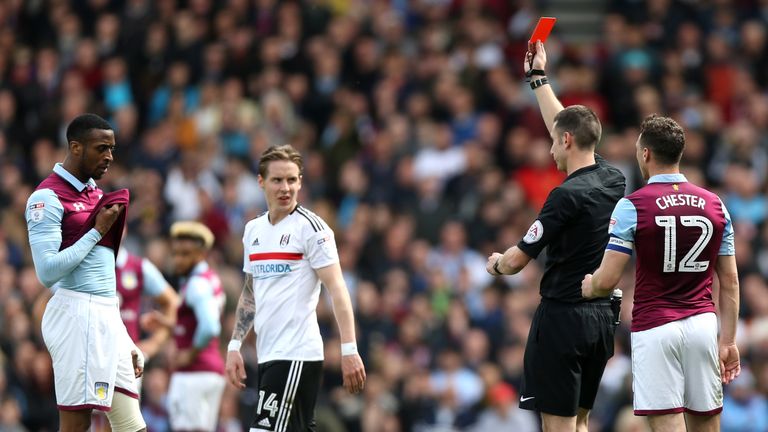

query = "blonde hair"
[170,221,215,250]
[258,144,303,178]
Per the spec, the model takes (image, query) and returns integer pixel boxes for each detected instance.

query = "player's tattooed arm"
[227,273,254,389]
[232,274,255,341]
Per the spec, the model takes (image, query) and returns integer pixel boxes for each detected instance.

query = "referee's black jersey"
[517,154,626,303]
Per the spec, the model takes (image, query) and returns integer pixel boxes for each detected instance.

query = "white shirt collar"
[53,163,97,192]
[648,173,687,184]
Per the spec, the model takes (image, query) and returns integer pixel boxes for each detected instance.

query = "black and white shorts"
[250,360,323,432]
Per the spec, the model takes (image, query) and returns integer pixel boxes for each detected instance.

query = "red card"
[529,17,557,43]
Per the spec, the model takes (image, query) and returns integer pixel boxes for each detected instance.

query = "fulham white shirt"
[242,205,339,363]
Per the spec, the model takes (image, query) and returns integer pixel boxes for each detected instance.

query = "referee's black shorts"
[249,359,323,432]
[519,298,615,417]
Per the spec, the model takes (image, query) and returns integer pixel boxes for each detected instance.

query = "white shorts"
[41,288,139,411]
[114,329,141,399]
[632,312,723,416]
[168,371,226,431]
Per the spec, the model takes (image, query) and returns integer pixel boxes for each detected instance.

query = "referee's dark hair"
[553,105,602,150]
[639,114,685,166]
[66,113,113,146]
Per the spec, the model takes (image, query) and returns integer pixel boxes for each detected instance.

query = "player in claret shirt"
[115,239,179,366]
[26,113,146,432]
[583,115,740,432]
[167,221,226,432]
[89,239,178,432]
[226,144,366,432]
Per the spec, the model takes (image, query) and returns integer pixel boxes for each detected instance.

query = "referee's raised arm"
[525,40,564,133]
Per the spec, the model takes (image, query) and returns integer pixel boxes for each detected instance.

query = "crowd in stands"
[0,0,767,431]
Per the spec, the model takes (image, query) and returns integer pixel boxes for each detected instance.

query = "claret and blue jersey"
[116,248,170,341]
[607,173,735,332]
[26,163,116,296]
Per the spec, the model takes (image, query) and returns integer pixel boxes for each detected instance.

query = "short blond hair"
[170,221,215,250]
[258,145,303,178]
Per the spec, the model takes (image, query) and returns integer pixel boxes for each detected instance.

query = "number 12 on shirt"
[655,215,713,273]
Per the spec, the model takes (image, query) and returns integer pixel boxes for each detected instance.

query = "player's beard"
[91,165,106,180]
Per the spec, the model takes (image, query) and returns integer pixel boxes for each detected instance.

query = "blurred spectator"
[428,346,484,427]
[149,62,200,125]
[0,396,27,432]
[140,367,170,432]
[469,382,537,432]
[164,152,222,222]
[102,56,133,114]
[708,121,768,186]
[512,138,566,210]
[427,221,491,318]
[723,164,767,228]
[721,368,768,432]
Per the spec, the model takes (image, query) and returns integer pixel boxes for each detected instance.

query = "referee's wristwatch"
[525,68,546,81]
[530,76,549,90]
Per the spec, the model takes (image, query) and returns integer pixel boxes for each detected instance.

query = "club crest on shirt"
[609,218,617,233]
[121,271,138,290]
[523,220,544,244]
[280,234,291,247]
[95,382,109,401]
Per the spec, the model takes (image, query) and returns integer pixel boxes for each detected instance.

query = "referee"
[485,40,626,431]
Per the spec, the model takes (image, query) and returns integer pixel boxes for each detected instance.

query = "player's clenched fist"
[95,203,124,235]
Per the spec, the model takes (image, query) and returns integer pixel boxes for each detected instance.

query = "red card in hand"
[529,17,557,43]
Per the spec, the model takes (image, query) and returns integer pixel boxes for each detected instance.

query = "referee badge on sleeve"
[523,220,544,244]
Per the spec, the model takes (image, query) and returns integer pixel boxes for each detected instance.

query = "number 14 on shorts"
[257,390,280,419]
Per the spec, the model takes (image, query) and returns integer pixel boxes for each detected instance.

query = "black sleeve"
[595,153,628,190]
[517,187,578,259]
